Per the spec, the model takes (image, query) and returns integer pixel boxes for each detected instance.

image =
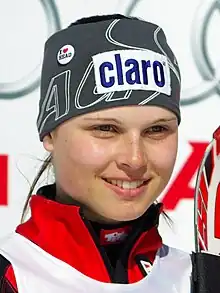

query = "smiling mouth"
[102,178,149,190]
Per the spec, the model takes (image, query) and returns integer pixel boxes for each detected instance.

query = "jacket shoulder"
[156,244,192,293]
[158,244,192,264]
[0,253,17,292]
[157,244,192,275]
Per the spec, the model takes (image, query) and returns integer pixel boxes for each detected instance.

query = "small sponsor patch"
[57,45,75,65]
[93,49,171,95]
[100,226,132,245]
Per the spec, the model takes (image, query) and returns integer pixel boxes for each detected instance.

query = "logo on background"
[0,0,61,99]
[121,0,220,106]
[1,0,219,104]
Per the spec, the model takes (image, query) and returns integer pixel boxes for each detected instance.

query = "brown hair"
[21,154,52,222]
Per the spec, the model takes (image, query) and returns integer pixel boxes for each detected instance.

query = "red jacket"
[0,184,163,292]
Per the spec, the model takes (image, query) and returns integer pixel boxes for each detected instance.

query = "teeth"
[117,180,122,188]
[112,180,117,186]
[106,179,144,189]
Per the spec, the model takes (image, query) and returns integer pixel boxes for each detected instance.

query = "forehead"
[76,105,177,124]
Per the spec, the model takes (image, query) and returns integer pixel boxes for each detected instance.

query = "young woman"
[0,14,192,293]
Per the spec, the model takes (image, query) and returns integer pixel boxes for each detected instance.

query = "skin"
[43,105,178,223]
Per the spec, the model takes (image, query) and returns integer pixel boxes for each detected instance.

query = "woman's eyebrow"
[82,117,177,124]
[82,117,123,124]
[151,118,178,123]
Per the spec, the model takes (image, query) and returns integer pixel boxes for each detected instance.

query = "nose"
[116,133,148,173]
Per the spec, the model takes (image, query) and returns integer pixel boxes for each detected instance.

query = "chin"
[103,206,147,223]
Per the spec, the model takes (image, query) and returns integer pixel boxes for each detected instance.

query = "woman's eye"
[147,125,168,133]
[145,125,170,139]
[94,125,115,132]
[91,125,118,138]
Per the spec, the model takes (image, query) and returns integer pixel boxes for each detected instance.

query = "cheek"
[54,135,112,173]
[72,139,111,168]
[53,135,116,200]
[149,137,178,177]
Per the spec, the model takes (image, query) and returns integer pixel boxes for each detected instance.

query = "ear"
[43,133,54,152]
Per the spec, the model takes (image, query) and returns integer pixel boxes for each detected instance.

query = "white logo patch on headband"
[93,49,171,95]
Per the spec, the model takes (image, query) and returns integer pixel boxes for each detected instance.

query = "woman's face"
[43,106,178,223]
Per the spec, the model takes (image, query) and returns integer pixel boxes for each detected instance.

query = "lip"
[102,178,150,199]
[102,177,149,182]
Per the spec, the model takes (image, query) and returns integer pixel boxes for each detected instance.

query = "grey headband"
[37,15,181,141]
